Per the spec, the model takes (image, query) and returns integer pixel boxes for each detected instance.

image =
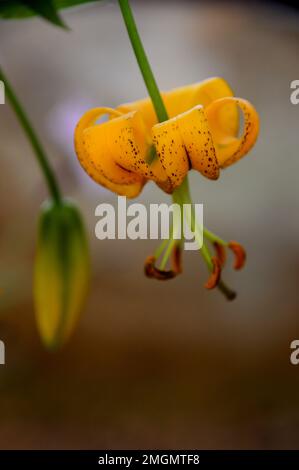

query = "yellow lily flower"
[74,77,259,196]
[74,77,259,299]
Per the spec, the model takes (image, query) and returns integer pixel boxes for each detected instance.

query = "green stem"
[0,66,62,204]
[118,0,168,123]
[154,238,168,260]
[159,232,175,270]
[203,227,227,246]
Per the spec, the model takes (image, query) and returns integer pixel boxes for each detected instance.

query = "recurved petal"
[205,97,259,169]
[176,105,219,180]
[164,77,238,134]
[117,77,238,135]
[152,116,189,191]
[151,104,221,189]
[109,110,168,187]
[190,77,239,137]
[117,96,159,132]
[74,107,145,198]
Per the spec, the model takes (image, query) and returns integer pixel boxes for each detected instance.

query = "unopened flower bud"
[34,199,89,349]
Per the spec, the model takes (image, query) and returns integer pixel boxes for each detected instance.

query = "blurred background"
[0,0,299,450]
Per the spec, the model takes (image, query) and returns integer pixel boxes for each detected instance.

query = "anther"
[228,241,246,270]
[204,256,221,289]
[214,242,226,267]
[144,256,177,280]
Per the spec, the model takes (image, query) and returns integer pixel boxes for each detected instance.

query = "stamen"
[172,243,182,274]
[218,280,237,301]
[214,242,226,267]
[144,255,177,280]
[204,256,221,289]
[228,241,246,270]
[201,238,236,300]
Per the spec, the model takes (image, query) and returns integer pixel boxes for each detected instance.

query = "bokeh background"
[0,0,299,449]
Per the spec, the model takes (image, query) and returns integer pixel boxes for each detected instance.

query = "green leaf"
[0,0,100,28]
[20,0,67,28]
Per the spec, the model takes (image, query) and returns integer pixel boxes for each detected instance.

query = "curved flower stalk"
[0,65,90,347]
[74,77,259,298]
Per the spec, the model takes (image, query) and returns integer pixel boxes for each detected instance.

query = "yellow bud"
[34,199,89,349]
